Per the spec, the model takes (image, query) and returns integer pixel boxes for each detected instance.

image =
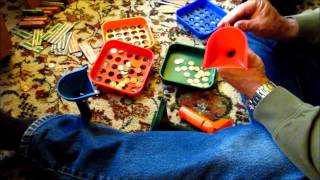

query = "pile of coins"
[174,58,211,88]
[94,48,149,93]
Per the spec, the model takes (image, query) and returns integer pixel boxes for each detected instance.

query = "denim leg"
[20,115,304,179]
[247,33,320,106]
[247,33,304,99]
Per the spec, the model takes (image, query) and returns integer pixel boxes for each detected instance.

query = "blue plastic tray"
[176,0,226,39]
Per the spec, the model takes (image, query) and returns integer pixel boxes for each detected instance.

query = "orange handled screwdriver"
[178,106,234,133]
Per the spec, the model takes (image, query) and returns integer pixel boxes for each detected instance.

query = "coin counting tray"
[176,0,226,39]
[160,43,216,89]
[101,17,155,49]
[90,40,154,96]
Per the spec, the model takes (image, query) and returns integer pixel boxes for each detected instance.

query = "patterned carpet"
[0,0,316,178]
[0,0,247,133]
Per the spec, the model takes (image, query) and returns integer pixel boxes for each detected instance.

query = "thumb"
[234,20,257,32]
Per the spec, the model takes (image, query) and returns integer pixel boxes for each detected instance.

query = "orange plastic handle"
[178,106,234,133]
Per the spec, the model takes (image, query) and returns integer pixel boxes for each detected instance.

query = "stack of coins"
[47,23,75,44]
[51,31,72,55]
[32,29,43,46]
[19,41,44,53]
[173,58,212,88]
[68,32,81,55]
[41,23,63,41]
[11,27,33,39]
[79,41,97,63]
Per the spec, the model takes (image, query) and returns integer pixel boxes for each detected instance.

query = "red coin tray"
[90,40,154,96]
[101,17,155,49]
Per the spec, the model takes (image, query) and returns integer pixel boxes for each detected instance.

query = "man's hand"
[218,49,269,99]
[218,0,299,40]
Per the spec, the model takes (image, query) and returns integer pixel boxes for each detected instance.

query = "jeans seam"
[19,114,109,179]
[19,114,60,157]
[50,165,108,179]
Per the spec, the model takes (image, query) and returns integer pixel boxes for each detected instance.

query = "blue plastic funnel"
[57,65,98,122]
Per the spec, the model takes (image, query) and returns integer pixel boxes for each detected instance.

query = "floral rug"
[4,0,315,178]
[0,0,247,134]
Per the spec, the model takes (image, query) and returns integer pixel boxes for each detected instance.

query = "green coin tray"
[160,43,216,89]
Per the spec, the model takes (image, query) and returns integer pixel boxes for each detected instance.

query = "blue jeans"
[20,115,303,179]
[248,33,320,106]
[19,35,307,179]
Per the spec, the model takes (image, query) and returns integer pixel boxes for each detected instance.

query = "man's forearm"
[254,87,320,179]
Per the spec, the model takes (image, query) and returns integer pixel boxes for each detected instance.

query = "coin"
[201,77,209,82]
[120,70,128,75]
[194,79,200,83]
[194,73,201,79]
[187,78,193,84]
[74,51,83,57]
[188,61,195,66]
[130,77,137,83]
[21,85,30,92]
[174,67,181,72]
[124,78,130,84]
[110,48,117,54]
[194,66,200,71]
[125,62,131,68]
[110,81,117,87]
[118,65,124,71]
[184,72,191,77]
[48,63,55,68]
[188,66,194,71]
[118,81,126,87]
[204,71,211,76]
[181,66,188,71]
[198,70,205,76]
[174,58,184,64]
[203,83,210,88]
[134,67,142,73]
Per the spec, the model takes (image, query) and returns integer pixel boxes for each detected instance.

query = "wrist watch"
[248,82,277,111]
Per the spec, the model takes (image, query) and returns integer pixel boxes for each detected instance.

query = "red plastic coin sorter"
[90,40,154,96]
[101,17,155,49]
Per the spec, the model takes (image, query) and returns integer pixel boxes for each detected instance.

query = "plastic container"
[176,0,226,39]
[178,106,234,133]
[202,27,248,69]
[57,65,98,102]
[160,43,216,89]
[101,17,155,49]
[90,40,154,96]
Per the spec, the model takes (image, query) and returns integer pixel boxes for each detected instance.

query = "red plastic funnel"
[202,27,248,69]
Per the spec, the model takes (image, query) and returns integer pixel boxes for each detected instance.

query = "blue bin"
[57,65,98,102]
[176,0,227,39]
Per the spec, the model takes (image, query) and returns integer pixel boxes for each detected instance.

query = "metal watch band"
[248,82,277,111]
